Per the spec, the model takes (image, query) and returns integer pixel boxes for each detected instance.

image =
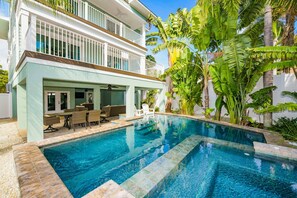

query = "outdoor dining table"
[55,111,91,129]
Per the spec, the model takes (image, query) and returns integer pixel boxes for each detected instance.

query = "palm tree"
[146,10,189,112]
[263,4,274,128]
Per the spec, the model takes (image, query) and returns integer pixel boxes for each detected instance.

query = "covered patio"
[12,57,166,142]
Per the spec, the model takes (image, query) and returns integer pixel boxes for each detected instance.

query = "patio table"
[55,111,90,129]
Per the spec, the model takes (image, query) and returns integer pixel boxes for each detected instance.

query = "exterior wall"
[0,93,12,118]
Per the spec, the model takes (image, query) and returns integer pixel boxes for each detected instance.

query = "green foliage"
[165,49,204,115]
[203,108,215,119]
[256,90,297,114]
[270,117,297,141]
[146,55,156,63]
[0,65,8,93]
[142,89,158,108]
[246,86,277,110]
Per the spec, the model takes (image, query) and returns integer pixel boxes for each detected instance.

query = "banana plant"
[210,35,297,124]
[164,48,204,115]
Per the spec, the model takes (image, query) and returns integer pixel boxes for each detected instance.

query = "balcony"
[59,0,145,47]
[21,18,163,78]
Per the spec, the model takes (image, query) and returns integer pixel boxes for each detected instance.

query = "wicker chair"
[88,110,101,127]
[70,111,87,131]
[100,106,111,122]
[43,115,60,133]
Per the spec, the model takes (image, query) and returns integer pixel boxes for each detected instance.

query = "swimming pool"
[43,115,270,197]
[154,142,297,197]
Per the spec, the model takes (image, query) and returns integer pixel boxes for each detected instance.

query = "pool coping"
[13,114,297,197]
[13,119,135,198]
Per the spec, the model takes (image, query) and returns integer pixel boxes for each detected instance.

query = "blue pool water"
[155,143,297,198]
[43,115,267,197]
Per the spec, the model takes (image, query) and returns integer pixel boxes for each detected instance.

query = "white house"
[6,0,166,141]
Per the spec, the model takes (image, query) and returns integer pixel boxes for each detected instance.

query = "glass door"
[45,91,70,114]
[60,92,69,111]
[46,92,56,113]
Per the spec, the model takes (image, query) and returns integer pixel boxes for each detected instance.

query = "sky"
[140,0,197,68]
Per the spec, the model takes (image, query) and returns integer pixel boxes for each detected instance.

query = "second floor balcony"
[19,17,163,78]
[48,0,146,47]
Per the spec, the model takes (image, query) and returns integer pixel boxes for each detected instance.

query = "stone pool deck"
[7,113,297,198]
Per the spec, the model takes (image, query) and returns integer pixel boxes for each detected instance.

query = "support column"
[27,14,36,51]
[156,87,166,112]
[17,84,27,130]
[93,87,100,110]
[26,74,43,142]
[140,55,146,75]
[18,11,29,60]
[12,87,17,118]
[126,85,135,118]
[141,24,146,47]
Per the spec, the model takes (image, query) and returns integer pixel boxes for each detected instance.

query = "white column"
[140,55,146,75]
[27,14,36,51]
[19,11,29,59]
[120,23,123,37]
[126,85,135,118]
[141,24,146,47]
[104,43,108,66]
[93,87,100,110]
[17,84,27,130]
[26,72,43,142]
[156,87,167,112]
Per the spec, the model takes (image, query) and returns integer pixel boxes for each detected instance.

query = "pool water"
[155,143,297,198]
[43,115,266,197]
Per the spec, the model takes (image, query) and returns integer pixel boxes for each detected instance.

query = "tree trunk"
[204,74,209,109]
[165,51,173,112]
[282,9,295,73]
[263,5,274,128]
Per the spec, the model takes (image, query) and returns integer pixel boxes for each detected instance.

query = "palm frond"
[256,103,297,114]
[282,91,297,101]
[249,46,297,59]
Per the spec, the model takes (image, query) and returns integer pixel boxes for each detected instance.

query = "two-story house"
[7,0,166,142]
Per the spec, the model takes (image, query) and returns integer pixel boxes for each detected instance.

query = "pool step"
[120,135,203,198]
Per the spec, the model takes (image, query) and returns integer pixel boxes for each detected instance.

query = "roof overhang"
[0,16,9,40]
[130,0,157,19]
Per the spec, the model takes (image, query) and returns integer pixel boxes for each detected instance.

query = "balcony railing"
[62,0,143,46]
[29,19,145,74]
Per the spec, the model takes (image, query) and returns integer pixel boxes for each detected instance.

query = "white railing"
[33,19,144,75]
[145,59,165,77]
[123,26,142,46]
[65,0,142,46]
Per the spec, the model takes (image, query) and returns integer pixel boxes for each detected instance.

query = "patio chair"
[142,104,155,116]
[70,111,87,131]
[64,108,74,112]
[88,110,101,127]
[43,115,60,133]
[75,106,88,111]
[135,106,144,116]
[101,106,111,122]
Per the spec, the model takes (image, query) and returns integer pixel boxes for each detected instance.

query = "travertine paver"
[121,135,203,197]
[13,144,72,198]
[83,180,134,198]
[254,142,297,161]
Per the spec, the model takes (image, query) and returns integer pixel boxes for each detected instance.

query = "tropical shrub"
[270,117,297,141]
[142,89,158,108]
[164,49,204,115]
